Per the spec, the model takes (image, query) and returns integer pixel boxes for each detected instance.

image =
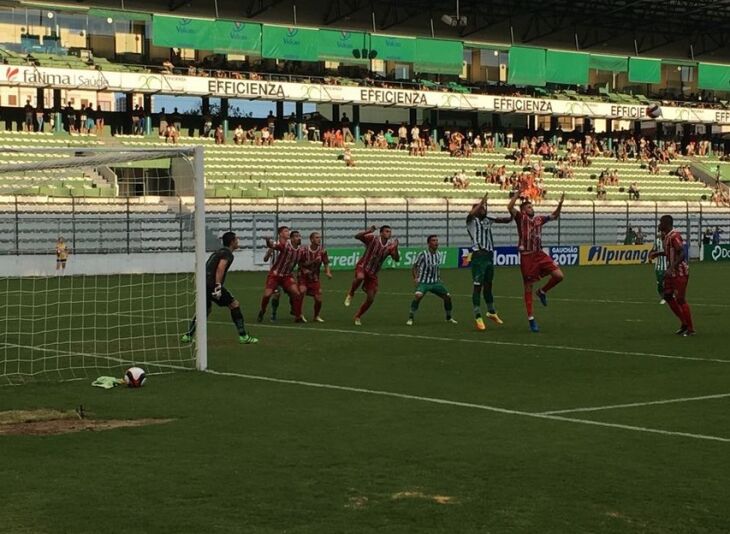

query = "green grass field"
[2,263,730,533]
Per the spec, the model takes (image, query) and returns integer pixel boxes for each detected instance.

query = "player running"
[649,215,695,336]
[55,236,69,273]
[466,192,513,331]
[344,225,400,325]
[258,227,305,323]
[651,228,667,304]
[298,231,332,322]
[406,235,457,326]
[182,231,258,345]
[507,193,565,333]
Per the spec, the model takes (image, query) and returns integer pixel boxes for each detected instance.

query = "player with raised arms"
[182,231,258,345]
[507,192,565,333]
[344,225,400,325]
[649,215,695,336]
[298,231,332,322]
[466,192,513,331]
[406,235,457,326]
[258,227,306,323]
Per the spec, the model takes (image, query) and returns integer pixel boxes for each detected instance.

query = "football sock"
[541,274,562,293]
[356,299,373,318]
[666,298,685,323]
[292,293,304,317]
[444,298,453,320]
[472,287,482,318]
[410,298,421,317]
[524,287,534,317]
[680,302,694,331]
[271,296,280,316]
[482,283,495,313]
[314,299,322,317]
[349,278,363,296]
[260,295,271,315]
[230,307,247,336]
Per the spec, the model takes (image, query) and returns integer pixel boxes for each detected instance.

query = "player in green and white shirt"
[407,235,457,326]
[652,231,668,304]
[466,192,513,331]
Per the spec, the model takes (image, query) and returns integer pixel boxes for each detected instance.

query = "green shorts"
[470,249,495,286]
[415,282,449,296]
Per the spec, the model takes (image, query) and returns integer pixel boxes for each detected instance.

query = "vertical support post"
[592,201,596,245]
[126,196,131,254]
[71,196,76,253]
[445,198,450,246]
[228,196,233,230]
[193,146,208,371]
[178,197,184,252]
[364,198,368,229]
[320,198,325,239]
[14,195,19,254]
[405,198,410,247]
[558,206,562,245]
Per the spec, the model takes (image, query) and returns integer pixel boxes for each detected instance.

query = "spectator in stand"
[138,106,147,135]
[635,227,645,244]
[159,107,168,137]
[712,226,724,245]
[362,129,373,148]
[94,104,104,136]
[334,129,344,148]
[397,123,408,150]
[35,105,45,133]
[375,130,386,149]
[286,113,297,140]
[214,124,225,145]
[202,113,213,137]
[171,107,182,133]
[266,111,276,139]
[385,128,396,149]
[246,126,258,144]
[23,99,34,132]
[131,104,141,134]
[596,180,607,200]
[79,105,88,134]
[341,113,354,143]
[628,182,640,200]
[64,102,76,134]
[165,124,179,144]
[648,158,660,175]
[343,148,355,167]
[261,126,273,146]
[84,104,94,134]
[410,124,420,145]
[233,125,245,145]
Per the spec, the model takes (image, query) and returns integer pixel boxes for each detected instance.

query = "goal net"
[0,146,208,385]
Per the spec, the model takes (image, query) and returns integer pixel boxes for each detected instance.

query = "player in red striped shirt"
[298,231,332,322]
[258,226,306,323]
[344,225,400,325]
[508,193,565,332]
[649,215,695,336]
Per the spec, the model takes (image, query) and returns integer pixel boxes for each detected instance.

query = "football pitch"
[1,263,730,533]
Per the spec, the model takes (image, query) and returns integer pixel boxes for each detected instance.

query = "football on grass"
[124,367,146,388]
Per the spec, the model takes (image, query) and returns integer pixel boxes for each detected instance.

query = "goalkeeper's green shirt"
[206,248,234,287]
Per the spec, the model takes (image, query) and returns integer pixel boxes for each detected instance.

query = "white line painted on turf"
[209,321,730,365]
[204,368,730,443]
[540,392,730,415]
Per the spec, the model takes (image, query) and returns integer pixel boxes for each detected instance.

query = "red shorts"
[298,276,321,297]
[663,274,689,300]
[265,273,296,292]
[356,265,379,293]
[520,251,558,284]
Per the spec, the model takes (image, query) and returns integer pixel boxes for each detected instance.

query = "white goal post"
[0,145,208,385]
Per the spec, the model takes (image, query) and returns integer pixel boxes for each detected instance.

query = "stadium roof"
[25,0,730,61]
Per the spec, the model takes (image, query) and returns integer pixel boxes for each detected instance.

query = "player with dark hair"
[182,231,258,344]
[407,235,457,326]
[649,215,695,336]
[344,225,400,325]
[466,192,513,331]
[261,227,293,321]
[507,192,565,333]
[258,226,305,323]
[298,231,332,322]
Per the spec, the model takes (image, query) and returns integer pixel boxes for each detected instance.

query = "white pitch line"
[211,321,730,365]
[540,392,730,415]
[204,368,730,443]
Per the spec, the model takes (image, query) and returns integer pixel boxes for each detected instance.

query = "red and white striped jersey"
[515,211,550,253]
[299,245,329,281]
[663,229,689,277]
[357,233,394,274]
[269,240,303,276]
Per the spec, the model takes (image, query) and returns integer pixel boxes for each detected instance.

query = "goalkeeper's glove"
[211,284,222,299]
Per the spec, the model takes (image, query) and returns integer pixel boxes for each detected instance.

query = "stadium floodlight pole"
[193,145,208,371]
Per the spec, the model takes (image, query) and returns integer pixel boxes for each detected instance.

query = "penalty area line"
[204,368,730,444]
[539,392,730,415]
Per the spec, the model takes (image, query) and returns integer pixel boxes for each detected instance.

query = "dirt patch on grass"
[0,409,173,436]
[392,491,457,505]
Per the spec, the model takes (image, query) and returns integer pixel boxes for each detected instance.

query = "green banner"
[318,30,369,63]
[628,57,661,84]
[546,50,589,85]
[261,25,318,61]
[508,46,546,87]
[589,53,628,72]
[702,244,730,262]
[698,63,730,91]
[152,15,216,49]
[213,21,262,54]
[413,38,464,75]
[328,247,460,271]
[370,34,416,62]
[89,8,152,22]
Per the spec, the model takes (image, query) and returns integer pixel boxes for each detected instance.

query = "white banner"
[2,64,727,124]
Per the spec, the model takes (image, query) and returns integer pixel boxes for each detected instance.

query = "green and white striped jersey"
[653,237,667,272]
[414,249,442,284]
[466,216,495,252]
